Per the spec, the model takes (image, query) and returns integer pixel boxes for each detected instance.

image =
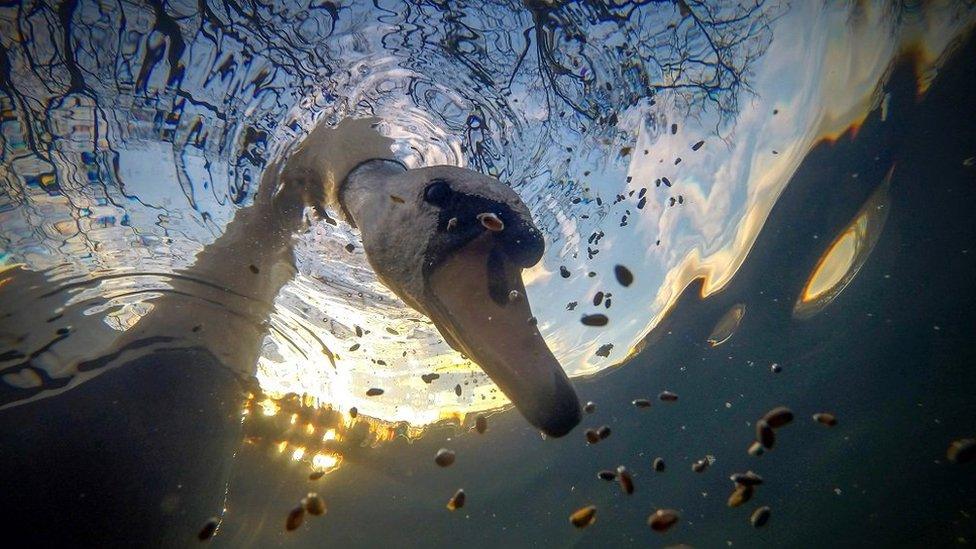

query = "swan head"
[339,160,581,437]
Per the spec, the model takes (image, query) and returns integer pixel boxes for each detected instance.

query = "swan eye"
[423,180,452,207]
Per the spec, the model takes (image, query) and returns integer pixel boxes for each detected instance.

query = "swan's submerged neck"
[339,159,409,227]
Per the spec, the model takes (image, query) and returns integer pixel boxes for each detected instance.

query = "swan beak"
[425,232,581,437]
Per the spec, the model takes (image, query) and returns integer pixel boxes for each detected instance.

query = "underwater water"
[1,0,976,546]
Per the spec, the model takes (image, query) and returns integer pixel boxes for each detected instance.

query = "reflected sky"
[1,1,974,435]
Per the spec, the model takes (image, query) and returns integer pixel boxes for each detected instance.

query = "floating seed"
[446,489,465,511]
[659,390,678,402]
[748,441,764,456]
[597,425,611,440]
[649,509,680,532]
[435,448,456,467]
[421,373,440,384]
[285,506,305,531]
[560,265,571,278]
[614,265,634,287]
[475,414,487,434]
[581,314,609,327]
[309,471,325,480]
[302,493,326,516]
[366,387,384,396]
[756,419,775,449]
[455,384,462,396]
[730,471,764,486]
[692,140,704,151]
[349,407,358,419]
[750,506,771,528]
[813,412,838,426]
[349,343,361,352]
[570,505,597,528]
[198,518,219,541]
[616,465,634,494]
[947,438,976,464]
[633,398,652,408]
[727,484,754,507]
[584,401,596,414]
[691,459,708,473]
[585,429,601,444]
[762,406,794,428]
[597,470,616,481]
[593,292,604,306]
[653,457,666,472]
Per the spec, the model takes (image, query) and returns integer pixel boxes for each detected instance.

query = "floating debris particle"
[620,146,632,156]
[345,243,355,253]
[614,264,634,287]
[198,518,219,541]
[570,505,597,528]
[671,123,678,135]
[674,157,682,165]
[947,438,976,464]
[756,419,775,449]
[730,471,764,486]
[248,264,259,274]
[597,470,616,481]
[692,140,704,151]
[762,407,794,428]
[286,506,305,531]
[421,373,440,384]
[302,493,326,516]
[727,484,754,507]
[446,217,458,231]
[616,466,634,494]
[385,327,399,335]
[585,429,601,444]
[446,489,466,511]
[435,448,456,467]
[366,388,384,397]
[390,195,405,203]
[637,196,647,209]
[454,384,462,396]
[659,390,678,402]
[477,212,505,232]
[355,325,363,337]
[748,441,764,456]
[567,301,578,311]
[349,343,361,352]
[581,314,609,327]
[595,344,613,358]
[593,292,604,306]
[691,459,709,473]
[662,177,672,187]
[584,401,596,414]
[653,457,666,472]
[475,414,487,434]
[349,407,358,419]
[813,412,838,426]
[560,265,571,278]
[309,471,325,480]
[964,157,975,167]
[508,290,521,302]
[751,506,771,528]
[633,398,652,408]
[771,363,782,373]
[597,425,612,440]
[649,509,680,532]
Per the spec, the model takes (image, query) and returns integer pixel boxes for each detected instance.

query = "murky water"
[2,1,976,546]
